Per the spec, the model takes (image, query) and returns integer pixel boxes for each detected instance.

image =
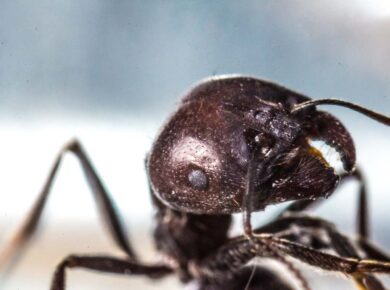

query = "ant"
[0,75,390,290]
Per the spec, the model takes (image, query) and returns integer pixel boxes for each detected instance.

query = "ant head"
[147,76,369,215]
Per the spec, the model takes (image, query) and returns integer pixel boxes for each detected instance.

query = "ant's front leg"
[255,215,387,290]
[193,232,312,290]
[266,235,390,290]
[257,214,389,263]
[49,255,172,290]
[0,139,137,272]
[196,216,389,290]
[276,167,390,268]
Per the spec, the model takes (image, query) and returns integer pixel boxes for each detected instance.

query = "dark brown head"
[147,75,360,214]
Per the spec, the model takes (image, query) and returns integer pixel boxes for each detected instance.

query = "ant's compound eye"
[188,169,209,190]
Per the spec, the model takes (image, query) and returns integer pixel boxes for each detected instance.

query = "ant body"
[0,75,390,289]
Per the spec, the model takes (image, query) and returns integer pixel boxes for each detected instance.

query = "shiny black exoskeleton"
[149,76,355,215]
[1,75,390,290]
[147,76,390,289]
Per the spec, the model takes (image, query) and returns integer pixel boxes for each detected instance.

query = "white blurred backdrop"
[0,1,389,289]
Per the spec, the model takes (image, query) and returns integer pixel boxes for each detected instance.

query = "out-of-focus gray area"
[0,1,390,289]
[1,0,390,119]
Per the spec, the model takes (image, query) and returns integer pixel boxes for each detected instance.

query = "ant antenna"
[291,99,390,126]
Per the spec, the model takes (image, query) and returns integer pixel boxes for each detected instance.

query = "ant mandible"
[0,75,390,290]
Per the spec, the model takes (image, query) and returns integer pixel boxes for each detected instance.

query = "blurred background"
[0,1,389,289]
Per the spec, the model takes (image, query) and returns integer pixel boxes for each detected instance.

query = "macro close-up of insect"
[0,75,390,290]
[2,2,390,290]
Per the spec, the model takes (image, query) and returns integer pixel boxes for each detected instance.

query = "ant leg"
[278,167,369,238]
[257,215,389,259]
[255,215,387,290]
[50,255,172,290]
[263,235,390,275]
[0,139,137,270]
[256,215,389,259]
[193,236,312,290]
[197,235,390,290]
[196,216,388,290]
[353,169,369,238]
